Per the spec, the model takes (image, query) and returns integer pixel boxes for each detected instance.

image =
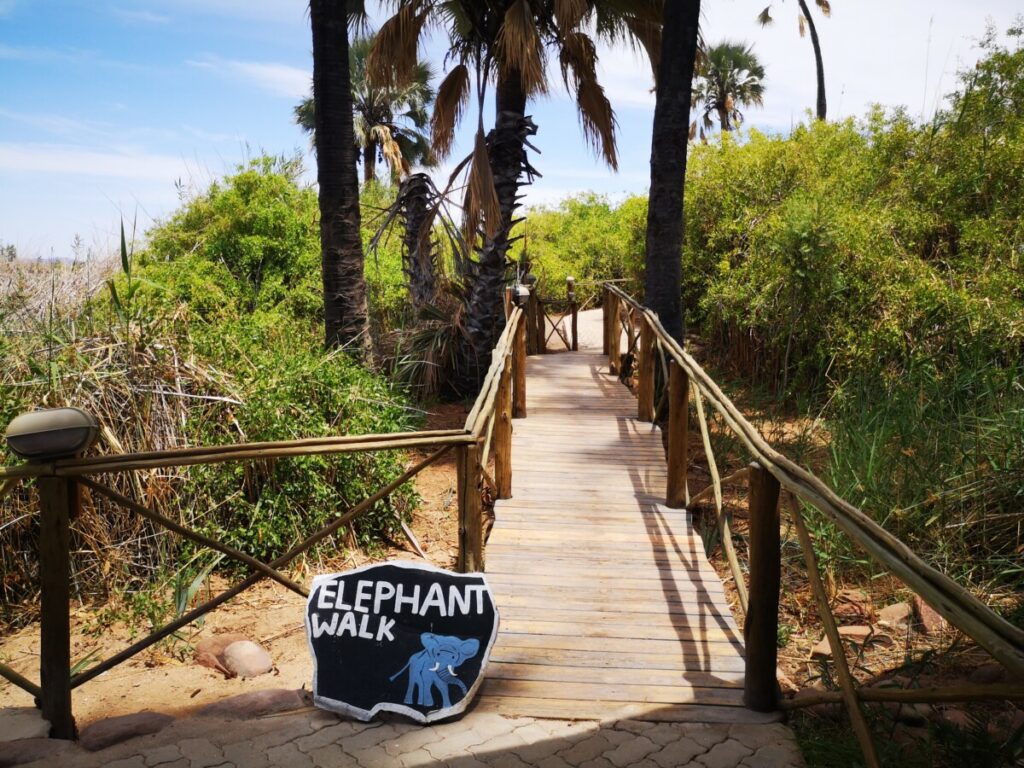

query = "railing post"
[495,357,513,499]
[534,292,546,355]
[608,292,621,375]
[36,476,78,739]
[602,286,610,356]
[666,360,689,507]
[637,319,655,422]
[744,462,781,712]
[513,316,527,418]
[567,276,578,352]
[503,286,513,320]
[457,441,484,573]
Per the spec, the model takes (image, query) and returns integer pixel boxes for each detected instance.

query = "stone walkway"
[3,694,804,768]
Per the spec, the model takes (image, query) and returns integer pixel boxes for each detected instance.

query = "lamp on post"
[5,407,98,740]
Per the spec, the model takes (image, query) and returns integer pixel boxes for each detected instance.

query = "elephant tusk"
[429,663,440,672]
[447,665,458,678]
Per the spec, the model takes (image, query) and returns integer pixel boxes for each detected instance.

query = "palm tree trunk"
[719,108,731,132]
[797,0,827,120]
[644,0,701,344]
[363,142,377,184]
[458,69,529,392]
[400,173,436,309]
[311,0,371,357]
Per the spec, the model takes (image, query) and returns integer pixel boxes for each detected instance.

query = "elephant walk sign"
[305,561,499,723]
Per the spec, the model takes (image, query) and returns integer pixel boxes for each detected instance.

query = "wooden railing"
[508,277,578,354]
[0,306,528,739]
[602,283,1024,768]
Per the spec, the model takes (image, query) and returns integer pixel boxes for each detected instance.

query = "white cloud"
[112,8,170,25]
[0,143,191,181]
[187,56,310,99]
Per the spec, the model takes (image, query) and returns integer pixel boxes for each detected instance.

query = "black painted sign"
[305,561,499,723]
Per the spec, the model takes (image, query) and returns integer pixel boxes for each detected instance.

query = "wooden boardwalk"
[476,313,774,724]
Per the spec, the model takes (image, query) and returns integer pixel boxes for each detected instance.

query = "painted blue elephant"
[389,632,480,709]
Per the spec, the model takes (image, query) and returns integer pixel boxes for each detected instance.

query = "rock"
[78,710,174,751]
[935,706,972,729]
[832,589,874,622]
[968,662,1007,684]
[0,737,81,767]
[0,707,50,742]
[810,625,893,657]
[791,687,841,721]
[885,702,931,727]
[223,640,274,678]
[877,602,914,628]
[197,689,307,719]
[913,595,948,635]
[194,632,248,677]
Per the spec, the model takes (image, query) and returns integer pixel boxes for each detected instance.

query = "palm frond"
[576,74,619,171]
[368,1,428,87]
[757,6,774,26]
[816,0,832,17]
[798,13,807,37]
[431,64,470,160]
[496,0,548,98]
[553,0,587,31]
[462,129,501,243]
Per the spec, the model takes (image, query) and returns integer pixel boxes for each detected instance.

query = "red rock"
[811,625,893,657]
[968,662,1007,684]
[194,633,248,678]
[197,689,307,719]
[78,711,173,751]
[912,595,948,635]
[832,589,874,622]
[222,640,274,679]
[877,602,913,628]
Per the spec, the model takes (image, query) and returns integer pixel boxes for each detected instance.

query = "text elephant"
[389,632,480,709]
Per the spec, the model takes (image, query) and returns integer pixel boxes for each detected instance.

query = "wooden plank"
[481,678,746,706]
[489,646,746,672]
[493,632,745,658]
[488,662,744,689]
[474,697,783,724]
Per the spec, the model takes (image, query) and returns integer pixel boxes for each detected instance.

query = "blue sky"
[1,0,1022,260]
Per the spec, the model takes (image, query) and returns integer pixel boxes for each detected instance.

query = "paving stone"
[741,743,805,768]
[603,735,659,767]
[141,744,183,766]
[696,738,753,768]
[349,745,398,768]
[0,737,82,768]
[534,757,573,768]
[295,721,365,752]
[650,737,706,767]
[221,740,271,768]
[683,725,730,749]
[105,758,148,768]
[266,742,315,768]
[479,753,530,768]
[79,711,175,752]
[473,729,528,754]
[557,733,613,764]
[610,720,653,736]
[383,727,444,756]
[577,758,615,768]
[0,708,50,742]
[444,756,489,768]
[639,724,686,747]
[176,737,224,768]
[396,747,438,767]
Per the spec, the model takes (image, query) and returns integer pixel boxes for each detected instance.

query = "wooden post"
[503,286,513,320]
[534,292,546,354]
[495,359,513,499]
[567,276,578,351]
[602,287,610,355]
[744,462,781,712]
[637,319,655,422]
[513,316,527,418]
[666,360,689,507]
[457,441,483,573]
[608,292,621,375]
[36,477,77,739]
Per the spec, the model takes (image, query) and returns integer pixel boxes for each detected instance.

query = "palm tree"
[310,0,370,356]
[295,37,436,184]
[692,41,765,135]
[370,1,662,390]
[758,0,829,120]
[645,0,702,344]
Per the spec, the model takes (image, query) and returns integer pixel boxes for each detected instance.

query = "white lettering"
[334,581,353,611]
[373,581,396,614]
[357,613,374,639]
[376,616,395,642]
[338,611,358,637]
[310,612,338,638]
[316,582,336,611]
[419,582,446,616]
[469,585,486,613]
[354,580,372,613]
[395,583,420,613]
[448,585,470,616]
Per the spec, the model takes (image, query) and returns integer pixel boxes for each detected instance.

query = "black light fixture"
[5,408,99,461]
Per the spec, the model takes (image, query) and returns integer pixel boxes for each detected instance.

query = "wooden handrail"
[602,281,1024,675]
